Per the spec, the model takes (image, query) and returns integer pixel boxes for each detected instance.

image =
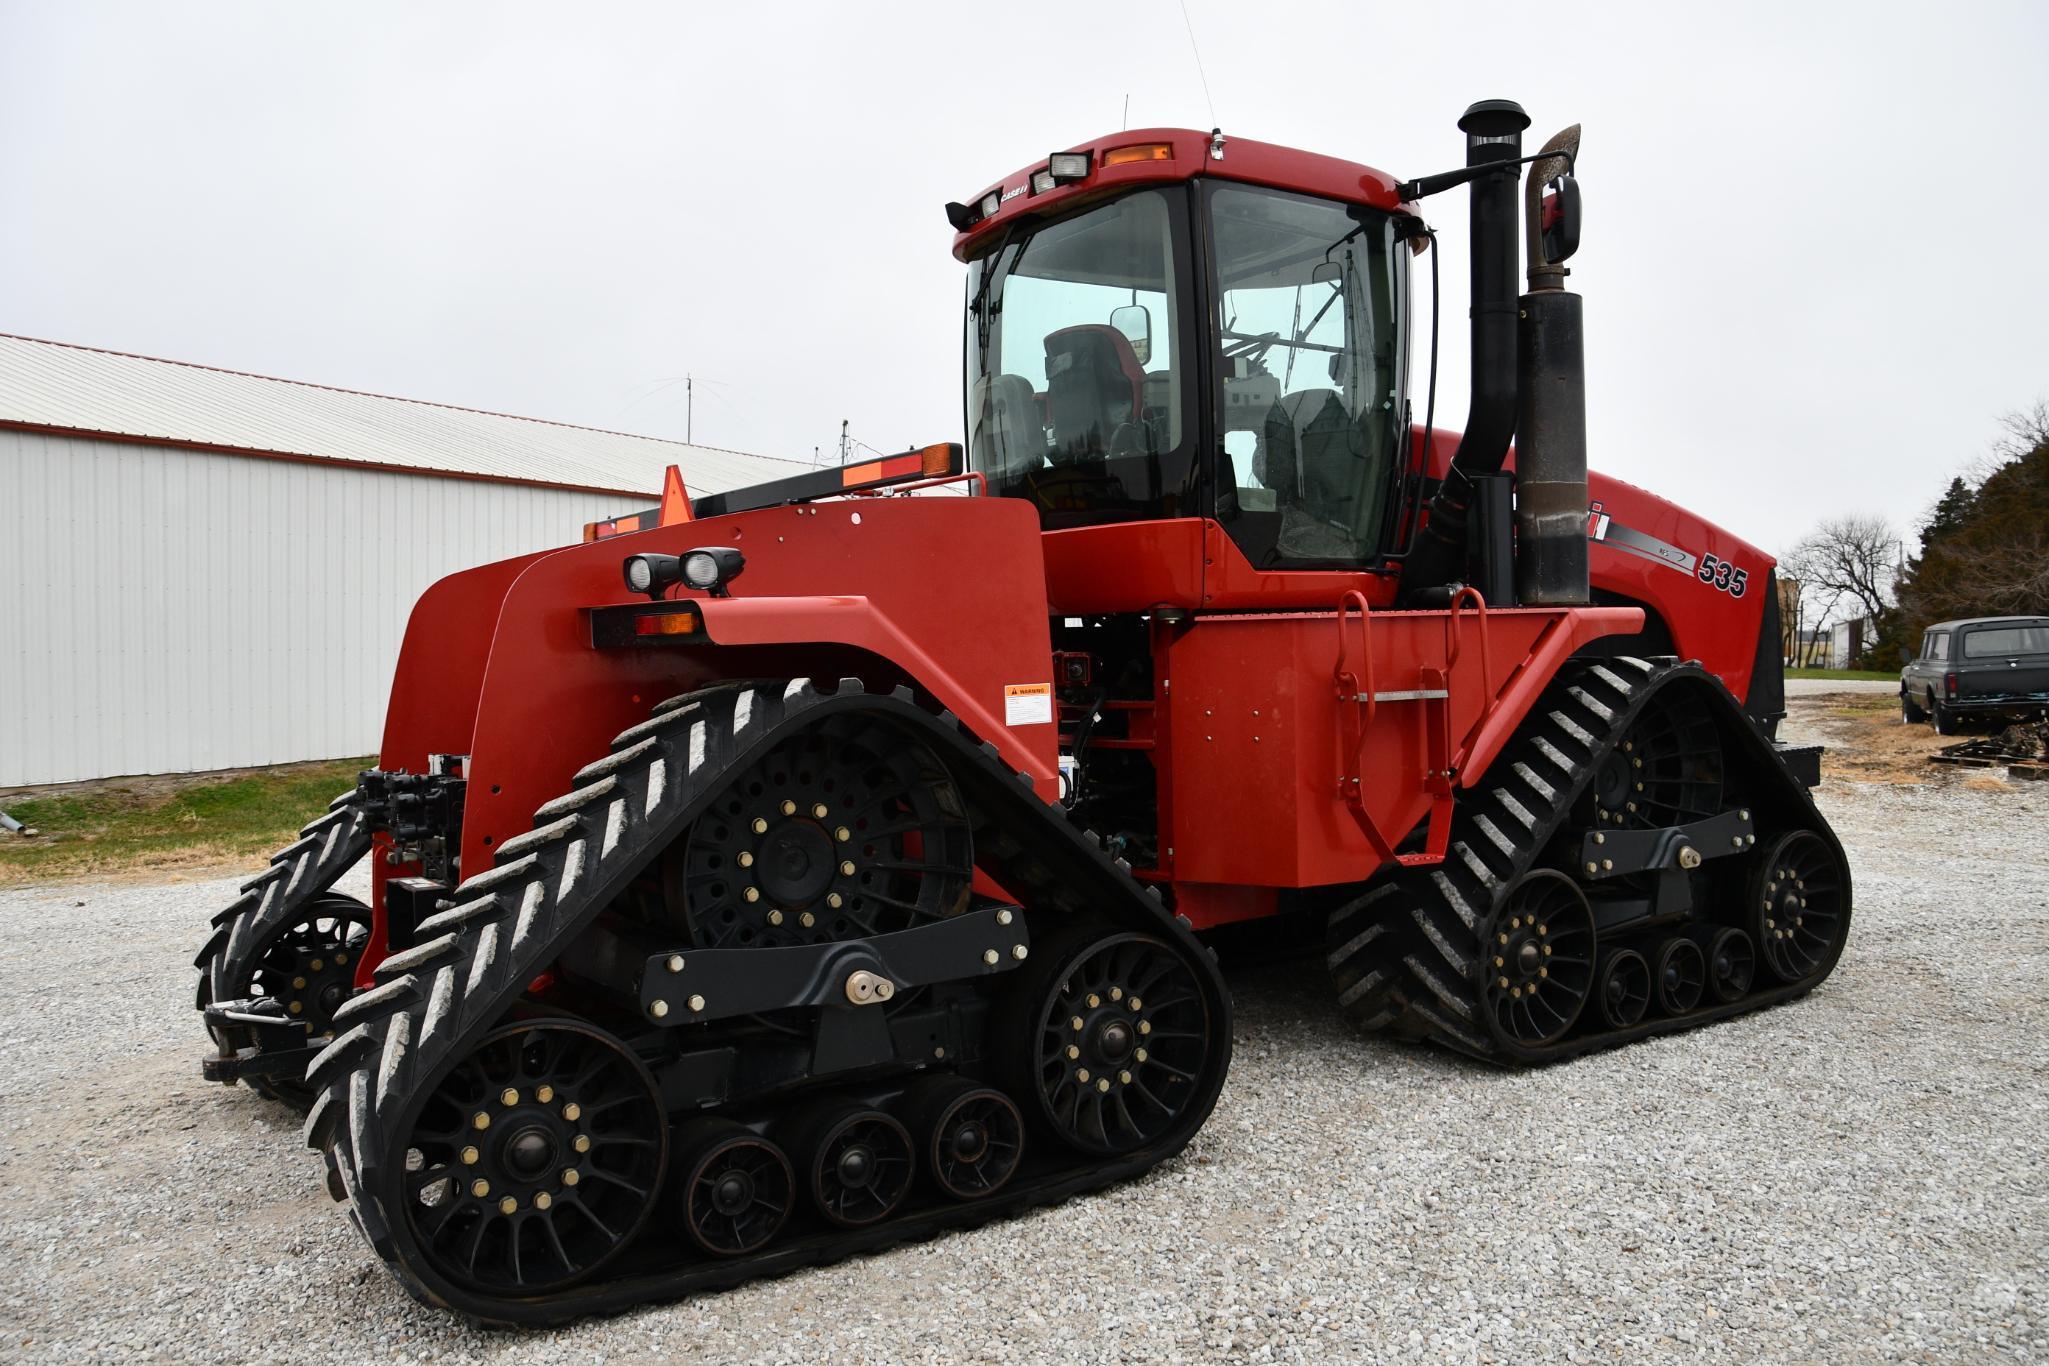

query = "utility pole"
[686,375,693,444]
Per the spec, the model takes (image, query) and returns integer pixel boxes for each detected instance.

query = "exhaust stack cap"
[1458,99,1531,145]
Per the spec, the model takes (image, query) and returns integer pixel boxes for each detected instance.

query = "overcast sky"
[4,0,2045,555]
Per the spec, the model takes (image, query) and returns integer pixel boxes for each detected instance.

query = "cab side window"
[1924,632,1950,661]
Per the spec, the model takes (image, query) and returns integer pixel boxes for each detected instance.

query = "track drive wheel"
[1014,929,1219,1156]
[1478,870,1597,1050]
[1750,830,1851,984]
[390,1019,667,1295]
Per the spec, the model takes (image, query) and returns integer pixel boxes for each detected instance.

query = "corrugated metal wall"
[1,429,624,785]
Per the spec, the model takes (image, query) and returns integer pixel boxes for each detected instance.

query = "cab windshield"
[965,189,1195,527]
[1211,183,1405,567]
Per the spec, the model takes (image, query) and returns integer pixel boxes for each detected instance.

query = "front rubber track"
[193,788,374,1105]
[1328,656,1853,1066]
[301,677,1232,1325]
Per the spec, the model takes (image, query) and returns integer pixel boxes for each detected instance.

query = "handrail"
[1332,589,1377,727]
[1446,585,1498,767]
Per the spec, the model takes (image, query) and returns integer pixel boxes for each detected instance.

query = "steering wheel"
[1223,330,1282,368]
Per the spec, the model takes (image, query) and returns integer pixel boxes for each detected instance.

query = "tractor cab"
[957,131,1416,575]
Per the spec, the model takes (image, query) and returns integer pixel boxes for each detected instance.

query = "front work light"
[681,546,746,597]
[623,553,683,599]
[979,190,1002,219]
[1046,151,1090,181]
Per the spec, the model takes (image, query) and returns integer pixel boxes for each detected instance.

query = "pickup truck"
[1900,615,2049,734]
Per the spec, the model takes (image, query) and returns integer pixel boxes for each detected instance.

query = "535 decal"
[1696,553,1748,598]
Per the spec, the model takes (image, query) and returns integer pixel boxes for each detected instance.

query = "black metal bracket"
[200,997,321,1083]
[1577,808,1755,882]
[636,906,1029,1025]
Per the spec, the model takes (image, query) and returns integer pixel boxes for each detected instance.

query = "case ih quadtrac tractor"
[195,102,1850,1323]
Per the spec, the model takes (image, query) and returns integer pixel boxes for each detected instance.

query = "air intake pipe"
[1396,99,1529,607]
[1514,124,1590,605]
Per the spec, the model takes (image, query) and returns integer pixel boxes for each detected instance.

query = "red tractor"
[195,101,1849,1322]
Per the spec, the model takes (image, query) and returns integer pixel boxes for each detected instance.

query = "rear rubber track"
[301,677,1232,1324]
[1328,656,1851,1065]
[194,788,374,1103]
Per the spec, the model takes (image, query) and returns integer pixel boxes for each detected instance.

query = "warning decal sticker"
[1003,682,1054,727]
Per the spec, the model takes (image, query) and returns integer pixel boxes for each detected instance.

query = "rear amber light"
[584,511,652,542]
[842,453,923,486]
[1103,143,1173,166]
[635,612,699,637]
[918,442,954,476]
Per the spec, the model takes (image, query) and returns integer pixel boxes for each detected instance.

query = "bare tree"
[1782,515,1900,631]
[1994,398,2049,463]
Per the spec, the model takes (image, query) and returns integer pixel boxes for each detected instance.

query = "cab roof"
[950,127,1410,262]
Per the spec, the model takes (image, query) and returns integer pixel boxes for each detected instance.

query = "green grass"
[1787,668,1897,681]
[0,758,371,885]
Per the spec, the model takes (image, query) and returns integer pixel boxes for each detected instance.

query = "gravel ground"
[4,701,2046,1363]
[1784,677,1898,697]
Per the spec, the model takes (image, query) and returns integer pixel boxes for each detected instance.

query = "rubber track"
[300,677,1231,1324]
[193,789,374,1096]
[1327,656,1850,1065]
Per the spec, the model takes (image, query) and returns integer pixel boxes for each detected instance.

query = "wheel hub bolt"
[461,1146,479,1165]
[812,803,830,820]
[471,1178,490,1198]
[562,1102,581,1122]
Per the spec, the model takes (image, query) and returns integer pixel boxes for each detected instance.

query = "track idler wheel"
[203,892,372,1105]
[1479,870,1597,1049]
[1651,938,1706,1015]
[1017,930,1218,1156]
[672,1119,794,1257]
[1751,830,1852,984]
[1694,926,1756,1003]
[904,1077,1025,1202]
[393,1019,667,1294]
[797,1104,914,1228]
[1592,948,1651,1029]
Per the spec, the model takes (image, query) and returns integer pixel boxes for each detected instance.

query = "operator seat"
[1043,325,1146,462]
[970,372,1044,484]
[1254,388,1370,559]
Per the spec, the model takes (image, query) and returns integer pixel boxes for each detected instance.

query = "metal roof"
[0,332,803,497]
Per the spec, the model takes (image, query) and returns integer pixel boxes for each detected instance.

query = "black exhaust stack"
[1514,124,1589,605]
[1396,98,1528,607]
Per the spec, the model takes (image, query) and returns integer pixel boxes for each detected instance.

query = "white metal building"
[0,333,801,786]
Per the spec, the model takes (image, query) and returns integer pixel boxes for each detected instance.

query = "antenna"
[838,419,850,465]
[1177,0,1218,128]
[686,375,692,444]
[1122,93,1130,130]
